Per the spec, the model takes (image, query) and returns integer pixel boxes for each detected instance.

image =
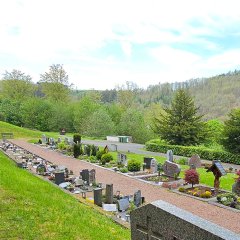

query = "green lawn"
[108,151,235,191]
[0,152,130,240]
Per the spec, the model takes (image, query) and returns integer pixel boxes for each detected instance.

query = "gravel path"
[11,139,240,234]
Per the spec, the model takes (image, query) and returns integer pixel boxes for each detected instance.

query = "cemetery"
[1,133,240,239]
[0,140,146,223]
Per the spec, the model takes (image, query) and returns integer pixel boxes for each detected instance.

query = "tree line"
[0,65,159,143]
[0,65,239,154]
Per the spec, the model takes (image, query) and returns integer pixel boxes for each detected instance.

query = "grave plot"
[177,160,230,200]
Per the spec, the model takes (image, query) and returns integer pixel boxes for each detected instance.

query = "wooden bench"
[1,132,14,140]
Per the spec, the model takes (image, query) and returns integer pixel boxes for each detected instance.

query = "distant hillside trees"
[154,89,206,145]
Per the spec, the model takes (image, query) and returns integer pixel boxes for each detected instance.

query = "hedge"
[145,142,240,165]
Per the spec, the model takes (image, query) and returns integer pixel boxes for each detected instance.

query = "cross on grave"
[206,160,226,193]
[136,216,163,240]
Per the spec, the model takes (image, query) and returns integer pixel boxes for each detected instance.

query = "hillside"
[71,70,240,120]
[0,152,130,239]
[137,70,240,120]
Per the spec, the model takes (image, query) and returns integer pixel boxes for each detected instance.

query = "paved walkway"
[11,139,240,234]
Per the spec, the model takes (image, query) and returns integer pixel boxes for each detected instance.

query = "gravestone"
[68,138,74,146]
[130,200,240,240]
[118,153,127,166]
[106,184,113,204]
[64,137,69,145]
[232,182,240,196]
[57,137,61,143]
[110,144,117,152]
[162,160,181,178]
[103,204,117,212]
[134,190,142,207]
[80,169,89,184]
[189,154,201,168]
[117,198,130,211]
[55,172,65,185]
[49,137,54,146]
[42,134,47,144]
[150,158,158,173]
[144,157,154,170]
[166,150,173,162]
[89,169,96,185]
[94,188,103,207]
[75,178,84,187]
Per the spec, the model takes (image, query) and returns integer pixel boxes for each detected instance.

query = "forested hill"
[139,70,240,120]
[73,70,240,121]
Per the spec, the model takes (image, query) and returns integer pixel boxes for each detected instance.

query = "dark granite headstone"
[94,188,102,207]
[144,157,154,170]
[55,172,65,185]
[106,184,113,204]
[80,169,89,183]
[130,200,240,240]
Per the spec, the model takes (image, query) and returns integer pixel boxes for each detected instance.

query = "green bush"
[96,150,105,160]
[89,156,97,163]
[91,145,98,156]
[73,134,81,144]
[120,167,128,173]
[101,153,113,163]
[127,159,141,172]
[146,141,240,164]
[177,157,188,165]
[57,142,67,150]
[85,144,91,156]
[73,143,81,158]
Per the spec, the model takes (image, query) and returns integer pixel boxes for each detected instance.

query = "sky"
[1,0,240,90]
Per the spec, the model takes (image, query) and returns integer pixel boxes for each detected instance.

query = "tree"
[21,98,53,131]
[84,108,116,137]
[1,69,35,101]
[222,109,240,154]
[73,95,100,134]
[118,108,152,143]
[204,119,224,147]
[0,99,23,126]
[39,64,70,102]
[40,64,69,85]
[184,169,199,188]
[154,89,206,146]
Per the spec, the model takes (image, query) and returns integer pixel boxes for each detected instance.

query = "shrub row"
[146,142,240,164]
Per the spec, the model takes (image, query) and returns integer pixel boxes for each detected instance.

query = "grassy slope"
[0,152,130,240]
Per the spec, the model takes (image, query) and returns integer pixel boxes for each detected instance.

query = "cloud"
[1,0,240,89]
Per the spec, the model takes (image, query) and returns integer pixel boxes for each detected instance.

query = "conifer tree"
[222,109,240,154]
[154,89,206,145]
